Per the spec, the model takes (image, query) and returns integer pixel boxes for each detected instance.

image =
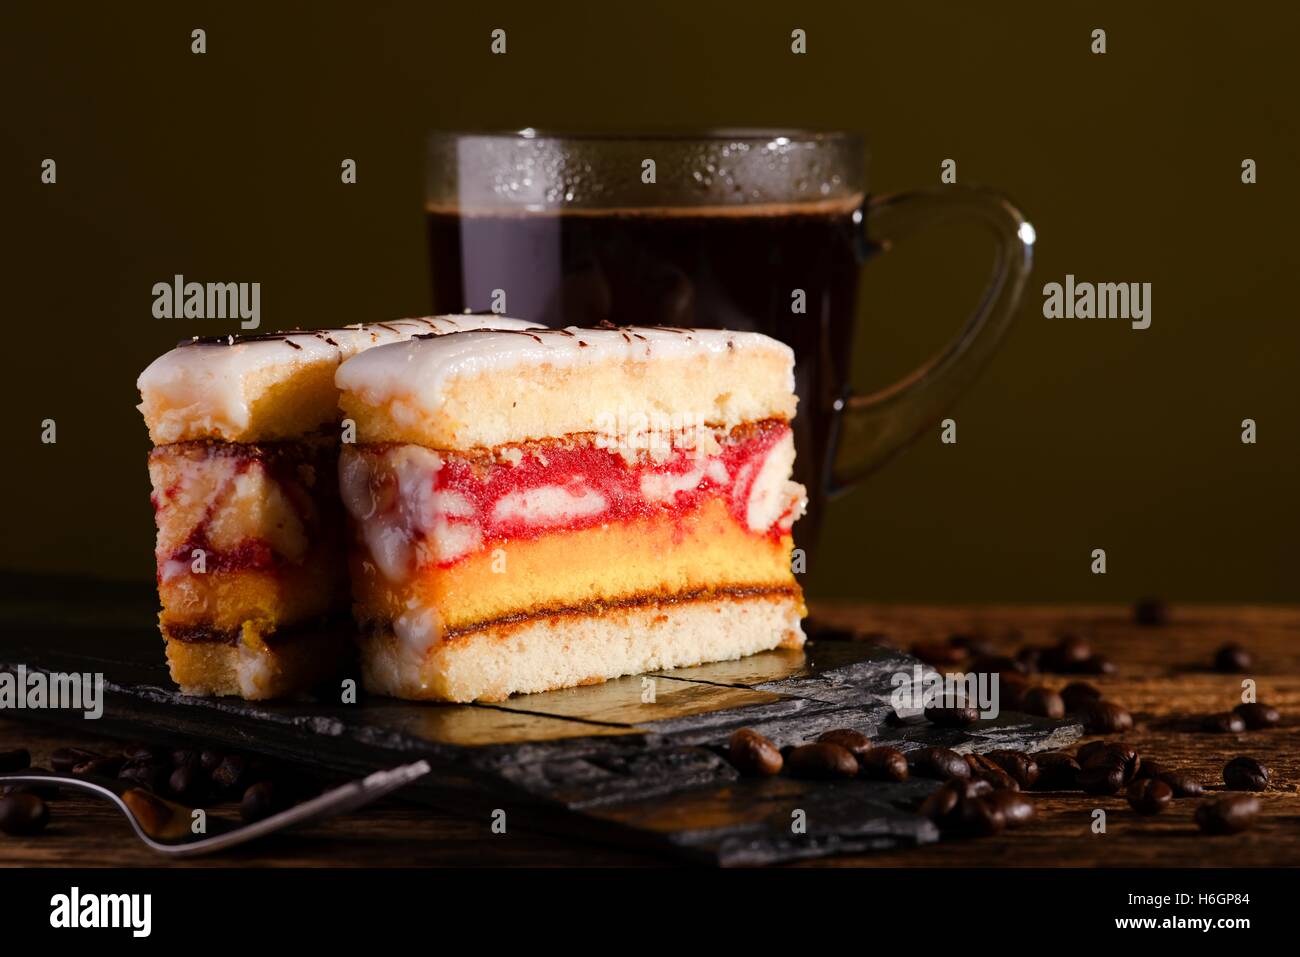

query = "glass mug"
[425,130,1034,550]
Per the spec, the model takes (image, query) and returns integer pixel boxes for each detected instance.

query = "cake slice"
[137,314,538,699]
[335,325,808,702]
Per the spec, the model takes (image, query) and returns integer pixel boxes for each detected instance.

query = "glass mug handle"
[829,185,1035,492]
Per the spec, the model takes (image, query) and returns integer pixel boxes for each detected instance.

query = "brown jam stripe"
[164,616,352,647]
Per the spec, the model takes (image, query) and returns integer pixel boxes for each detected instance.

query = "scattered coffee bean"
[951,777,994,798]
[1127,778,1173,815]
[1223,756,1270,791]
[1033,752,1081,790]
[199,749,225,772]
[168,764,207,805]
[1201,712,1246,733]
[118,761,168,793]
[1014,647,1042,674]
[1078,762,1126,795]
[73,756,124,778]
[1154,770,1203,798]
[970,655,1024,677]
[967,753,1019,791]
[1233,703,1280,730]
[1019,688,1065,719]
[1133,760,1165,781]
[918,784,960,823]
[908,747,970,781]
[50,747,100,773]
[1195,794,1260,835]
[1213,643,1252,673]
[122,743,169,763]
[211,754,251,793]
[815,728,872,757]
[1040,634,1092,672]
[1060,682,1103,713]
[1076,655,1116,675]
[954,796,1005,836]
[948,633,995,657]
[925,703,980,727]
[858,747,908,782]
[172,748,201,769]
[240,781,285,822]
[0,749,31,772]
[727,729,783,777]
[1080,700,1133,733]
[0,793,49,836]
[786,743,859,780]
[985,751,1039,789]
[1079,742,1141,783]
[985,789,1036,826]
[1133,598,1169,626]
[911,642,967,667]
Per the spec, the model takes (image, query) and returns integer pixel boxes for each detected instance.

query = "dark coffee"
[427,199,869,540]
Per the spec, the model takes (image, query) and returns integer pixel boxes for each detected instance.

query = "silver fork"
[0,761,431,857]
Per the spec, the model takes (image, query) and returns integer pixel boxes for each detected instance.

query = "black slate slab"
[0,577,1083,864]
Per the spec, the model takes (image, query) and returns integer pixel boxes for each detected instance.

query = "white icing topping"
[334,325,795,419]
[138,315,540,442]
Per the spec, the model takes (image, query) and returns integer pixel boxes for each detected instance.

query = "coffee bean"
[951,777,994,799]
[785,743,859,780]
[50,747,100,773]
[1060,682,1103,713]
[911,641,967,667]
[1078,763,1126,795]
[727,728,783,777]
[1127,778,1173,815]
[1134,598,1169,626]
[1076,655,1116,675]
[0,749,31,772]
[1223,756,1270,791]
[1201,712,1246,733]
[122,743,168,763]
[1075,741,1111,766]
[211,754,250,793]
[1154,770,1203,798]
[172,748,201,769]
[0,793,49,836]
[954,796,1005,836]
[1,769,59,802]
[240,781,285,823]
[815,728,872,757]
[168,764,207,805]
[1033,752,1081,790]
[858,747,908,781]
[1233,703,1280,730]
[73,756,124,778]
[985,789,1036,826]
[948,633,995,657]
[970,655,1024,677]
[918,784,960,824]
[908,747,970,781]
[199,749,225,772]
[1014,647,1042,674]
[1080,700,1133,733]
[118,761,168,793]
[1079,742,1141,783]
[1040,634,1092,672]
[967,754,1019,791]
[1133,760,1165,781]
[1019,688,1065,719]
[985,751,1039,789]
[1195,794,1260,835]
[1213,643,1252,673]
[925,703,980,727]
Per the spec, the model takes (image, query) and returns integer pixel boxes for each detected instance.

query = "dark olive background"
[3,1,1297,601]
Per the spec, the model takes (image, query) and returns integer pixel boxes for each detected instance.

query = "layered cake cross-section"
[136,314,538,699]
[335,325,808,702]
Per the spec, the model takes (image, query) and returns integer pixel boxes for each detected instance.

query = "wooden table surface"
[2,603,1297,867]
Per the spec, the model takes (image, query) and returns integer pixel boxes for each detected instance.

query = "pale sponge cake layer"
[165,623,352,699]
[138,315,540,444]
[336,326,797,449]
[361,592,804,702]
